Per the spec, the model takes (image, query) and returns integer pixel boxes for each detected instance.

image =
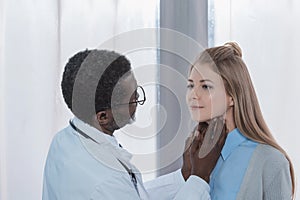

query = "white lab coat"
[43,117,210,200]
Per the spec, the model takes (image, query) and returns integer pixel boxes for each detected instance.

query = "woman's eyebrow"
[200,79,214,83]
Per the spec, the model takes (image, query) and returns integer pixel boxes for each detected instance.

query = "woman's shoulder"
[251,144,289,171]
[237,145,292,199]
[255,144,287,160]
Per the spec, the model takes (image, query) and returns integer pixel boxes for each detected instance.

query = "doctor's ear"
[96,111,109,125]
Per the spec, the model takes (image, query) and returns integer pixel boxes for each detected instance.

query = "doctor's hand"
[190,117,227,183]
[189,117,227,183]
[181,122,208,181]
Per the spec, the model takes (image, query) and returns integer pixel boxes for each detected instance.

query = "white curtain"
[214,0,300,197]
[1,1,61,200]
[0,0,158,199]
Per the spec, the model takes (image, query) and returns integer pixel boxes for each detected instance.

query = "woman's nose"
[191,86,201,99]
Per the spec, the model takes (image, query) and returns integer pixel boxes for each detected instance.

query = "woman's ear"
[229,96,234,107]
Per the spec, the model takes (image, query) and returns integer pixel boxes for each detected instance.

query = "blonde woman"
[183,42,295,199]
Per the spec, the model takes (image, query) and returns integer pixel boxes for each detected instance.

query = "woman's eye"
[202,84,212,90]
[187,84,194,89]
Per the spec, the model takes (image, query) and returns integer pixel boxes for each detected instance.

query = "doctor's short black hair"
[61,49,132,123]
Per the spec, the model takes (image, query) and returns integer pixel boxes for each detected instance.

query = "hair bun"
[224,42,242,58]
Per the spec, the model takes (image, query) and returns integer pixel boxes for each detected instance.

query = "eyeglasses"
[113,86,146,107]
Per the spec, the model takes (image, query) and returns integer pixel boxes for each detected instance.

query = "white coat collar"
[71,117,134,171]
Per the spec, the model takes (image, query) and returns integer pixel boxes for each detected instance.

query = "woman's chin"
[192,116,211,123]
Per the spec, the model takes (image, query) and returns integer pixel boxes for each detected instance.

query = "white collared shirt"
[42,117,210,200]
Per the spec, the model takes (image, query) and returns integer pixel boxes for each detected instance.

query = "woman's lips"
[190,105,204,109]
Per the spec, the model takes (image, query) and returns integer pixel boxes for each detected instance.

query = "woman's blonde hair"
[192,42,295,197]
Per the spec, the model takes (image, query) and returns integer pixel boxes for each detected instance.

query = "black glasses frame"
[112,85,146,107]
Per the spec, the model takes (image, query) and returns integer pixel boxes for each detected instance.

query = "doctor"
[42,49,226,199]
